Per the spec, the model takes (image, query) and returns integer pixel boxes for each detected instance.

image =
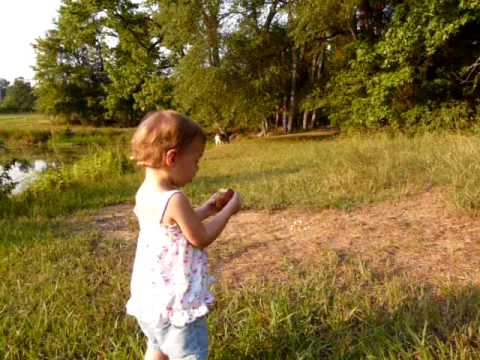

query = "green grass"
[4,132,480,358]
[191,133,480,211]
[0,113,53,129]
[0,113,133,149]
[210,256,480,359]
[3,238,480,359]
[6,131,480,220]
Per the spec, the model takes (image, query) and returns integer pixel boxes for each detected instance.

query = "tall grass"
[4,131,480,214]
[184,133,480,211]
[0,147,138,221]
[210,255,480,359]
[3,240,480,359]
[3,132,480,240]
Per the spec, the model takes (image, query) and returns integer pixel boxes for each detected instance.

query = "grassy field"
[3,126,480,358]
[0,114,133,157]
[0,113,132,132]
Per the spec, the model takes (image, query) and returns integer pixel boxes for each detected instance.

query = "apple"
[215,188,234,210]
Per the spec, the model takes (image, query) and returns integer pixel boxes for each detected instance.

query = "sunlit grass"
[3,132,480,358]
[191,133,480,210]
[0,113,53,129]
[0,113,133,149]
[3,238,480,358]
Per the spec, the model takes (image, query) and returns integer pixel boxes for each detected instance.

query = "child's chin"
[180,178,194,186]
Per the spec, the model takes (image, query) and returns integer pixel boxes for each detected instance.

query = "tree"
[0,79,9,101]
[156,0,292,131]
[32,0,480,131]
[321,0,480,129]
[34,0,174,126]
[101,0,174,126]
[0,78,36,113]
[34,0,109,124]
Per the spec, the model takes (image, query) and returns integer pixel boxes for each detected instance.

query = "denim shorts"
[138,317,208,360]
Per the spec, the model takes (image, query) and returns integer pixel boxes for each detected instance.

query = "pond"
[0,144,88,195]
[0,159,54,194]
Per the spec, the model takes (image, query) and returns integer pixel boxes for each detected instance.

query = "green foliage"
[0,160,17,199]
[29,148,134,195]
[34,27,108,124]
[0,78,36,113]
[0,151,139,220]
[320,0,480,130]
[101,1,174,125]
[34,0,173,126]
[32,0,480,131]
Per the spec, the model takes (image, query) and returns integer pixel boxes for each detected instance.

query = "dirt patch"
[86,189,480,287]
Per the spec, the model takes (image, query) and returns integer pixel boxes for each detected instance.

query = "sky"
[0,0,62,84]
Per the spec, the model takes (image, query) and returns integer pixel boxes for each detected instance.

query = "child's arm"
[194,194,217,220]
[165,192,241,249]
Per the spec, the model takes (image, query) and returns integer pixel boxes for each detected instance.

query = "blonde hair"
[131,110,206,168]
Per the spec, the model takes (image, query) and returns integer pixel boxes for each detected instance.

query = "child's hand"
[214,188,234,210]
[224,191,241,215]
[203,193,220,217]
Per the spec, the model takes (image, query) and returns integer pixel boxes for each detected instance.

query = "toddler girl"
[127,110,241,360]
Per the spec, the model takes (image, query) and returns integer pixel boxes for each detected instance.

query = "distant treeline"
[33,0,480,132]
[0,78,35,114]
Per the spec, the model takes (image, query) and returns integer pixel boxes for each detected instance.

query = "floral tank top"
[126,188,214,327]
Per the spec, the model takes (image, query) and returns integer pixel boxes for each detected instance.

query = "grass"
[210,256,480,359]
[0,113,53,129]
[4,238,480,359]
[0,113,133,151]
[3,131,480,358]
[192,133,480,211]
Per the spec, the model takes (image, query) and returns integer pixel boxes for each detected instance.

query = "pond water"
[0,143,128,195]
[0,159,53,194]
[0,144,92,195]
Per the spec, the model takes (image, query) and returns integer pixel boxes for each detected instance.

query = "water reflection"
[0,159,51,195]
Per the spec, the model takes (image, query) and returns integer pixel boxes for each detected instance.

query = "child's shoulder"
[134,186,189,225]
[136,185,182,204]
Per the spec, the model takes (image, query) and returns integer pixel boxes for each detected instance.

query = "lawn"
[0,114,133,153]
[2,132,480,359]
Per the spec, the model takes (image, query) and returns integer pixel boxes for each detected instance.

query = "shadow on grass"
[194,166,304,189]
[262,128,340,142]
[209,257,480,359]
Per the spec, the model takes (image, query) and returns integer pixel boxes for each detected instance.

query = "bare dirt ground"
[88,189,480,288]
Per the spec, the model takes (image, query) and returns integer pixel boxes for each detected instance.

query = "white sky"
[0,0,62,84]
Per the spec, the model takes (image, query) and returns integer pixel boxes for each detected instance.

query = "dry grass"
[81,188,480,289]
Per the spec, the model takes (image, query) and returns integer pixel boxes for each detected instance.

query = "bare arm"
[166,192,241,249]
[194,195,217,221]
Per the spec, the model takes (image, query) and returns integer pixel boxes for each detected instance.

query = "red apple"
[215,188,234,210]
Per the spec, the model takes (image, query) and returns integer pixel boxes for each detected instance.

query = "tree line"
[0,78,36,113]
[33,0,480,132]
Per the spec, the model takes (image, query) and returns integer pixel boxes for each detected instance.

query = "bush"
[0,160,17,199]
[28,148,134,195]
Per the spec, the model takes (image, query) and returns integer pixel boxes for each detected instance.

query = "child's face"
[171,136,205,187]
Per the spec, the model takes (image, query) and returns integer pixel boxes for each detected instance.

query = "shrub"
[28,148,134,195]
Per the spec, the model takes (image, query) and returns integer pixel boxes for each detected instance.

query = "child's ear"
[165,148,177,167]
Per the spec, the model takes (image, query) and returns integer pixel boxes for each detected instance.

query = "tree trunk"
[317,44,326,81]
[275,110,281,128]
[200,2,221,67]
[282,96,288,134]
[287,47,298,133]
[302,111,309,130]
[262,118,269,134]
[310,110,316,129]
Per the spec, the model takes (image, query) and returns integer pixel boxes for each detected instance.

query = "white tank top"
[126,187,214,327]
